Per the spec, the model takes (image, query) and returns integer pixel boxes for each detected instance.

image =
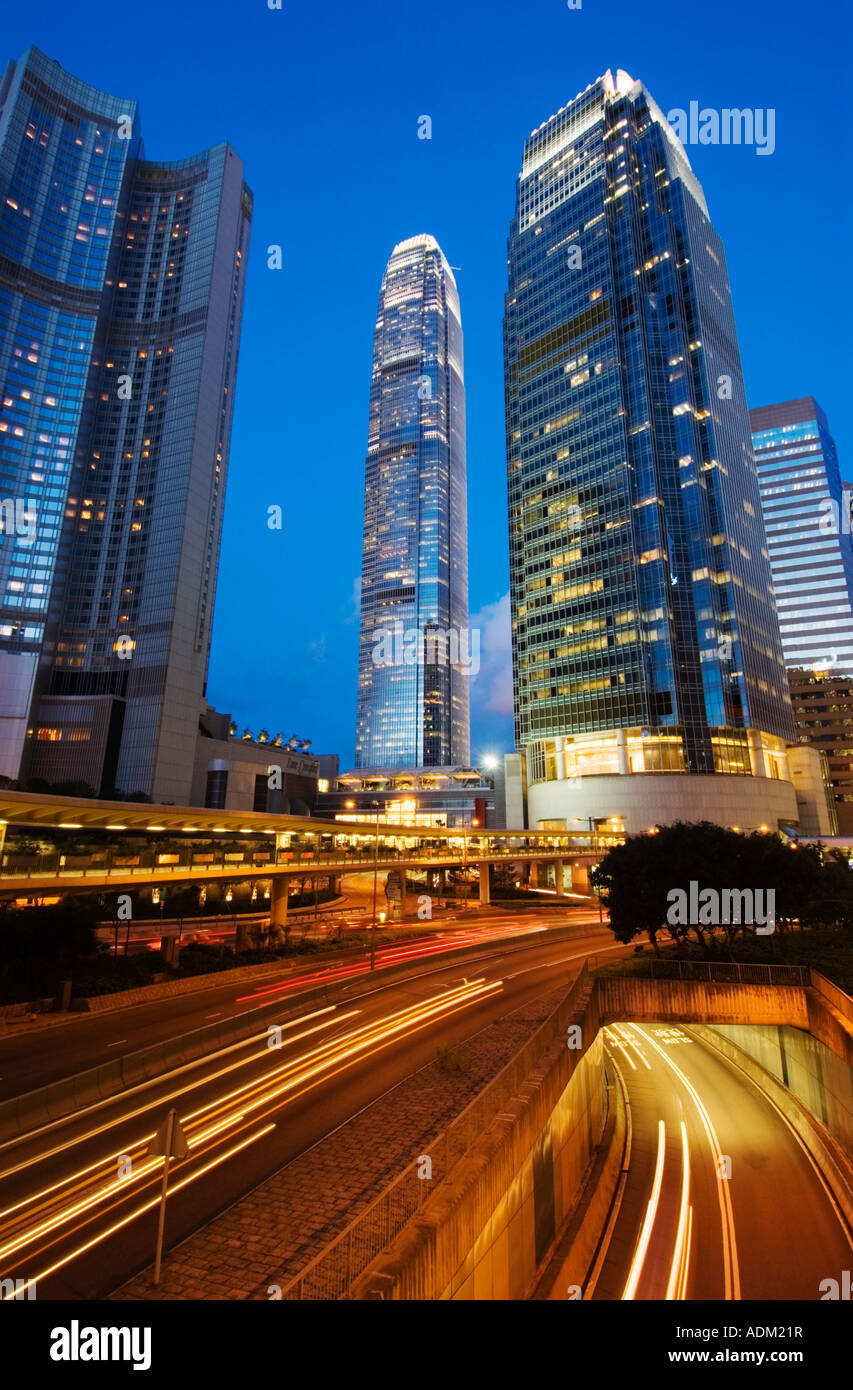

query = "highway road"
[0,909,607,1101]
[590,1023,853,1300]
[0,918,624,1299]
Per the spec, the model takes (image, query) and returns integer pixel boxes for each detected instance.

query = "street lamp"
[462,817,480,901]
[370,799,381,970]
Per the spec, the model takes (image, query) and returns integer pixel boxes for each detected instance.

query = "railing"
[644,960,809,987]
[0,844,596,882]
[279,962,594,1300]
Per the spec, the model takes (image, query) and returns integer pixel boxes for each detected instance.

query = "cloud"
[344,575,361,624]
[469,591,513,717]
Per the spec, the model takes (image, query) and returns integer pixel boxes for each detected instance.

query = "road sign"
[148,1108,189,1283]
[147,1111,189,1160]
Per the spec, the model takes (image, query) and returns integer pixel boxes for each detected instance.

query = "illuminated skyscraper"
[751,398,853,674]
[0,47,251,801]
[504,70,802,835]
[355,235,470,768]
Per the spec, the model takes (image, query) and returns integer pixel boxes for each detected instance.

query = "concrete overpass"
[0,788,620,917]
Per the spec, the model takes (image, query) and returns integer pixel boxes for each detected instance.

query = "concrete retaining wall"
[688,1023,853,1231]
[530,1053,630,1300]
[350,972,606,1300]
[703,1018,853,1166]
[597,976,810,1029]
[806,972,853,1070]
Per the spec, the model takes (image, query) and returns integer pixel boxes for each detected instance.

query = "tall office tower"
[0,47,251,802]
[788,667,847,833]
[751,398,853,674]
[355,234,470,768]
[504,70,804,836]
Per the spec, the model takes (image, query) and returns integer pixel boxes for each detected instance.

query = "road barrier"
[0,924,579,1144]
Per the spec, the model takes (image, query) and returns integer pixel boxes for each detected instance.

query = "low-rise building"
[316,765,505,828]
[191,706,337,813]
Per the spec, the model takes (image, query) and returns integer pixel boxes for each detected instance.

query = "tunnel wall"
[704,1021,853,1156]
[352,972,852,1300]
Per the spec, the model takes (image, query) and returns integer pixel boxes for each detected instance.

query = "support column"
[572,861,590,893]
[478,862,491,905]
[616,728,630,775]
[747,728,764,777]
[270,876,289,930]
[554,859,565,897]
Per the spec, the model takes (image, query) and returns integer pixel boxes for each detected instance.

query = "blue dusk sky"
[4,0,850,767]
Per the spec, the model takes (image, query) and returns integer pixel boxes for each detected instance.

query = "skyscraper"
[0,47,251,802]
[751,397,853,674]
[355,234,469,768]
[504,70,802,835]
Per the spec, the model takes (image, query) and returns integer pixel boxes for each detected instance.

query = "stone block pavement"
[110,983,566,1300]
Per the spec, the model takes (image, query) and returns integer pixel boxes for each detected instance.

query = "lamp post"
[463,817,479,902]
[572,816,622,922]
[370,799,381,970]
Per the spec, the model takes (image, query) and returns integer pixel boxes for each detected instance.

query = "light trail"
[614,1023,652,1071]
[234,922,543,1003]
[0,978,503,1286]
[628,1024,741,1300]
[603,1025,637,1072]
[665,1120,692,1300]
[3,1123,276,1300]
[0,1007,352,1179]
[622,1119,666,1300]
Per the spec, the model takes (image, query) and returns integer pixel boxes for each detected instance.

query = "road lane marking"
[603,1025,636,1071]
[630,1023,741,1300]
[622,1118,666,1299]
[614,1023,652,1070]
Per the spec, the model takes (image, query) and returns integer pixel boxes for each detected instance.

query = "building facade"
[788,666,852,834]
[751,397,853,674]
[0,47,250,803]
[191,708,329,815]
[504,70,799,835]
[355,235,470,769]
[318,764,502,828]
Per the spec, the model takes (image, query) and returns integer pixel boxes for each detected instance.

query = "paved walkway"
[111,983,566,1300]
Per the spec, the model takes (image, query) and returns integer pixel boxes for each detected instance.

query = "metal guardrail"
[278,962,594,1300]
[644,960,809,986]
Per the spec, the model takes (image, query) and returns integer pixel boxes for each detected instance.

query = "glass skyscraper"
[355,234,469,769]
[504,71,797,832]
[751,397,853,673]
[0,47,251,802]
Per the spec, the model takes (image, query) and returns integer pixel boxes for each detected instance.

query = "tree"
[0,902,99,963]
[591,822,826,956]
